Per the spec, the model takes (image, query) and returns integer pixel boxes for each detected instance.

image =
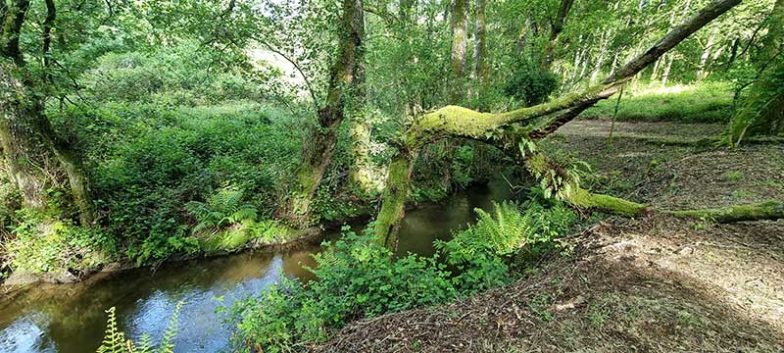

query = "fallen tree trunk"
[374,0,744,248]
[669,201,784,223]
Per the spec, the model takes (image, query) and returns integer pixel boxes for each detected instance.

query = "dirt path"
[316,120,784,353]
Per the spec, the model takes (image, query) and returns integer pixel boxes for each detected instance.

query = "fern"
[96,303,183,353]
[96,307,128,353]
[157,302,183,353]
[186,185,258,233]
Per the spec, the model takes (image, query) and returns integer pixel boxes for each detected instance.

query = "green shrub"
[437,200,576,292]
[50,103,301,265]
[186,185,258,234]
[231,230,457,351]
[504,59,560,106]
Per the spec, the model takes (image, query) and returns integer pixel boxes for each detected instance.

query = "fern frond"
[157,301,184,353]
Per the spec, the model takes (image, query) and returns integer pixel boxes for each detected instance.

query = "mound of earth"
[315,121,784,353]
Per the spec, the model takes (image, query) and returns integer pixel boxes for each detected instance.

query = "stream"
[0,182,510,353]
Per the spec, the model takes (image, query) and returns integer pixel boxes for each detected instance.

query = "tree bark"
[697,26,718,80]
[282,0,365,227]
[474,0,489,89]
[449,0,468,102]
[1,1,94,226]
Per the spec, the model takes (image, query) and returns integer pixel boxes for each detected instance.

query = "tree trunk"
[374,149,417,249]
[474,0,489,89]
[516,18,533,54]
[374,0,743,249]
[449,0,468,103]
[349,115,383,196]
[282,0,365,226]
[541,0,575,70]
[697,26,718,80]
[2,1,94,226]
[590,33,611,84]
[0,64,94,225]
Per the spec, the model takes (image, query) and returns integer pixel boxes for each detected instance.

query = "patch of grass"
[528,294,554,321]
[722,170,745,183]
[582,81,733,123]
[730,189,754,199]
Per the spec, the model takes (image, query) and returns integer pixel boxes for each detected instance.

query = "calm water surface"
[0,183,509,353]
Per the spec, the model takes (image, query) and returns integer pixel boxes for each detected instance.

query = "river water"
[0,183,510,353]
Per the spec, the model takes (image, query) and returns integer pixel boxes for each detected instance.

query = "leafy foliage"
[7,209,115,274]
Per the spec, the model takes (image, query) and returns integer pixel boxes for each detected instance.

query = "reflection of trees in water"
[0,248,325,353]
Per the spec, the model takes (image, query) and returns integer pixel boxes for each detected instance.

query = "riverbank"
[0,184,507,353]
[315,119,784,352]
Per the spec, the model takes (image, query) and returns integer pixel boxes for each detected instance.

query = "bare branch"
[252,36,320,111]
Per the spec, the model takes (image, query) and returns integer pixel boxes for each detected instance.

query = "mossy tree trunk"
[374,0,744,249]
[282,0,365,227]
[473,0,489,89]
[1,1,94,226]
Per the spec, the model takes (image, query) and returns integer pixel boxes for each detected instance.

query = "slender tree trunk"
[283,0,365,226]
[474,0,489,89]
[449,0,468,103]
[660,0,694,86]
[541,0,575,70]
[697,26,718,80]
[516,18,533,54]
[590,32,611,84]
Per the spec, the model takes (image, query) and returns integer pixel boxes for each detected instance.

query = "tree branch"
[2,0,31,66]
[253,36,320,111]
[43,0,56,84]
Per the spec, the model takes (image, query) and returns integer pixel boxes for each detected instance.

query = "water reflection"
[0,183,509,353]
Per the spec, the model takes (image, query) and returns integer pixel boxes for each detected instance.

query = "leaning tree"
[1,0,94,226]
[373,0,784,249]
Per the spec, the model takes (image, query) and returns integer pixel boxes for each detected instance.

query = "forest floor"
[315,120,784,353]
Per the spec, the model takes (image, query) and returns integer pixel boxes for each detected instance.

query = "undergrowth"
[229,199,577,352]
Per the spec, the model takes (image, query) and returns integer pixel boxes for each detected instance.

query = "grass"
[582,81,733,123]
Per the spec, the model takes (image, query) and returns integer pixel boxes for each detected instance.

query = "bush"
[504,59,560,106]
[55,103,302,265]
